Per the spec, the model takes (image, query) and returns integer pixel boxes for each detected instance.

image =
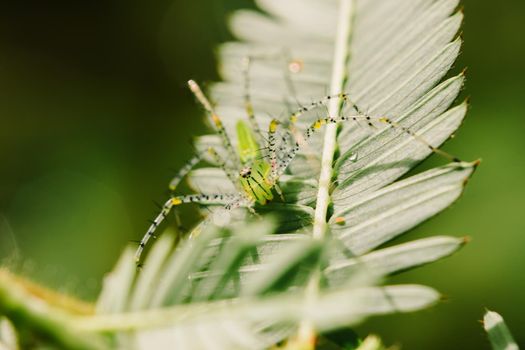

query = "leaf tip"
[459,159,481,186]
[439,293,449,303]
[483,309,503,330]
[461,235,472,245]
[464,95,471,109]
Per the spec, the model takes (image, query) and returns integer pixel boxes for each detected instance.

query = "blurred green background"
[0,0,524,349]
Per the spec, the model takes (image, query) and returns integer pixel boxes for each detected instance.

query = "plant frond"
[95,0,474,348]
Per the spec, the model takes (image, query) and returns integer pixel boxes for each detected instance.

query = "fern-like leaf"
[93,0,475,348]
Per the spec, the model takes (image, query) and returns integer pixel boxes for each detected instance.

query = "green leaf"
[330,162,476,254]
[325,236,467,285]
[147,225,225,307]
[128,234,176,311]
[242,238,324,296]
[79,284,438,349]
[95,248,137,314]
[254,203,314,233]
[484,310,519,350]
[334,77,466,200]
[188,221,272,302]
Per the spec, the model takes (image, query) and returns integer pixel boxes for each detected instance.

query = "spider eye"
[239,167,252,178]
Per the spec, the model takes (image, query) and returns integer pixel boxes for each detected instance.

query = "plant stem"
[297,0,356,346]
[0,269,105,350]
[313,0,355,240]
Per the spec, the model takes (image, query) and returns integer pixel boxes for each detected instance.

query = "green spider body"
[236,120,274,205]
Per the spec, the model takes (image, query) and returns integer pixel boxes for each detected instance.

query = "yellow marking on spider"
[245,103,254,117]
[211,114,223,127]
[270,119,280,133]
[171,198,183,205]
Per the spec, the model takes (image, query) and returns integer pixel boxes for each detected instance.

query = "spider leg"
[267,119,280,179]
[242,56,265,146]
[275,112,461,178]
[169,145,241,194]
[274,183,285,201]
[288,92,365,125]
[372,116,461,162]
[135,193,241,264]
[169,154,202,191]
[188,80,240,168]
[206,147,239,188]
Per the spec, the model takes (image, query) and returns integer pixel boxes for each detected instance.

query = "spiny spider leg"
[264,119,285,200]
[288,93,364,125]
[268,119,280,179]
[168,146,240,195]
[241,54,298,170]
[242,56,265,146]
[135,193,242,263]
[169,153,202,191]
[188,80,240,167]
[274,113,461,179]
[137,143,242,264]
[377,117,460,162]
[206,147,239,186]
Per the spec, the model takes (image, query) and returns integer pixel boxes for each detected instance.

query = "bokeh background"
[0,0,524,348]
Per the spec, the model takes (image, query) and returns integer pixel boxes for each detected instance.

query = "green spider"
[134,58,460,264]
